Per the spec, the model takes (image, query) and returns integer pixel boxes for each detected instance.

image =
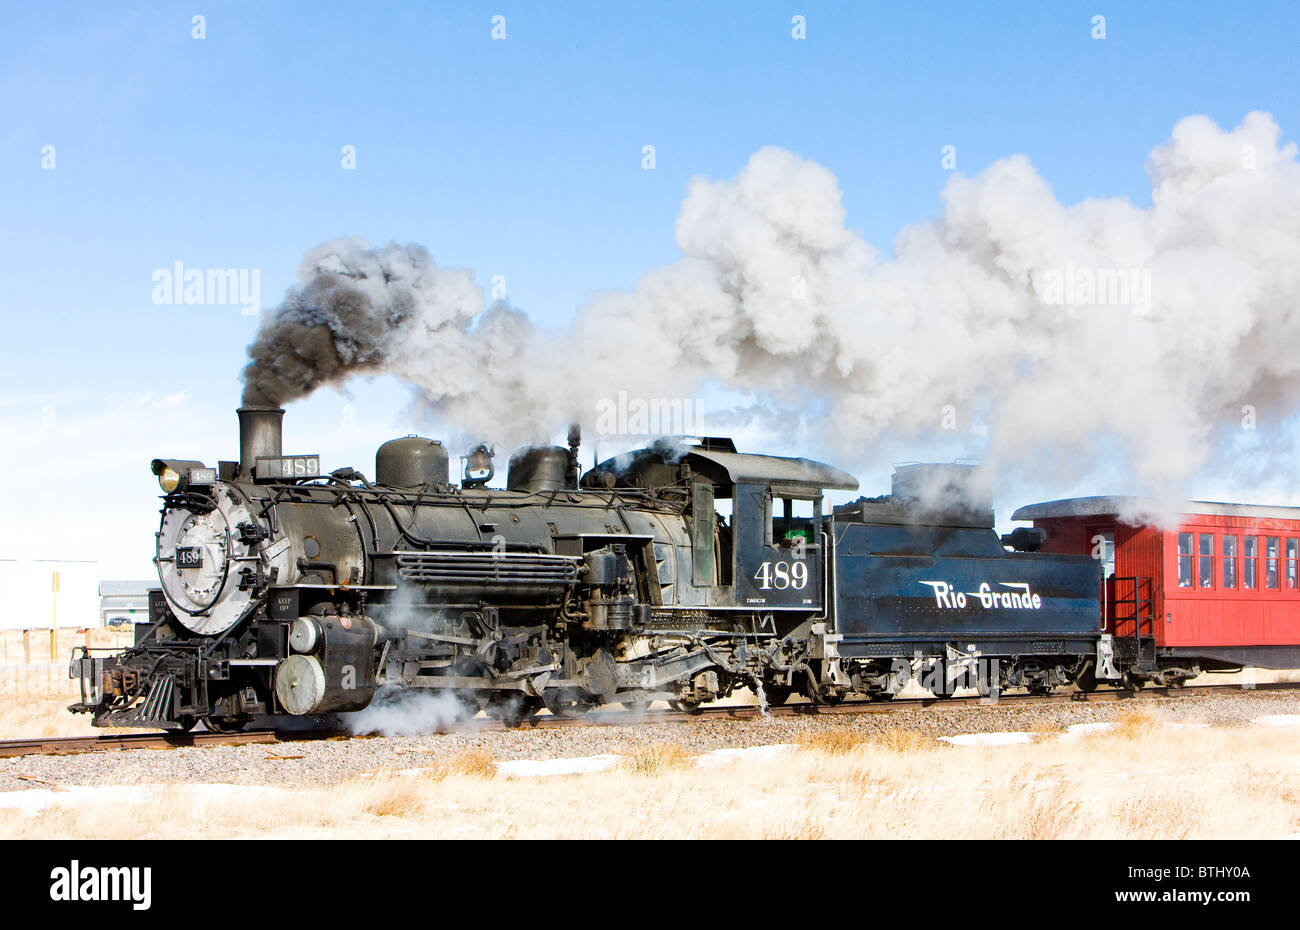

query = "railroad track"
[3,680,1296,759]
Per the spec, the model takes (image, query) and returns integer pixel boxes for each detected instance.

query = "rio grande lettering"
[920,581,1042,610]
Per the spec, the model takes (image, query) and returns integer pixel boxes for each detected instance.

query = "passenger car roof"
[1012,495,1300,522]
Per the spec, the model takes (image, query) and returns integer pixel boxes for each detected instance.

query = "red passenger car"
[1011,497,1300,686]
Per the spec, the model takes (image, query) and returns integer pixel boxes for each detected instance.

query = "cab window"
[765,496,817,547]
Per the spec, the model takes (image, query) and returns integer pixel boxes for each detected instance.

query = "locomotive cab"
[583,438,858,615]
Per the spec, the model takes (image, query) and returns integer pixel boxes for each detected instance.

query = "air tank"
[376,436,449,488]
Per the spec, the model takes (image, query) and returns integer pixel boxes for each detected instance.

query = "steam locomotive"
[70,405,1122,732]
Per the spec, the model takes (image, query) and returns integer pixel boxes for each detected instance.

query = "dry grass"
[800,727,939,756]
[621,742,693,775]
[4,714,1297,839]
[435,749,498,779]
[1110,707,1163,740]
[360,772,429,817]
[799,730,866,755]
[0,628,141,738]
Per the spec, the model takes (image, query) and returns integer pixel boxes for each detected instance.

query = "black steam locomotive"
[70,406,1116,731]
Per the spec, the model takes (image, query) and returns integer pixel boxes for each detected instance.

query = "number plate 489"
[753,560,808,590]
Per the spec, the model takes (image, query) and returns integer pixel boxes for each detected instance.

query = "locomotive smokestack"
[237,406,285,479]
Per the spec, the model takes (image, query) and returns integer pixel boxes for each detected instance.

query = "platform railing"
[1110,575,1155,664]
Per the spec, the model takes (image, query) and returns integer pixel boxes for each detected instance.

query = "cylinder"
[237,406,284,479]
[376,436,449,488]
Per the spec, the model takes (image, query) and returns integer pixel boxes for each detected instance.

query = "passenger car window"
[1177,533,1193,588]
[1198,534,1214,589]
[1222,535,1237,588]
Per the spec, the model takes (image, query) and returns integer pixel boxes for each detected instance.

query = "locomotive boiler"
[70,406,1114,731]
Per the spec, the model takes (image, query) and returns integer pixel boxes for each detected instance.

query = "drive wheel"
[1073,660,1099,693]
[203,714,249,734]
[619,699,652,714]
[485,694,541,725]
[668,699,702,714]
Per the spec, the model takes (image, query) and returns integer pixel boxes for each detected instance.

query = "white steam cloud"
[244,112,1300,499]
[341,687,470,737]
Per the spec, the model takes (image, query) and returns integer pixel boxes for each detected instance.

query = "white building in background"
[99,580,155,627]
[0,558,101,630]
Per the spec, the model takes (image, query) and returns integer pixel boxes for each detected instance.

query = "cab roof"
[583,438,858,497]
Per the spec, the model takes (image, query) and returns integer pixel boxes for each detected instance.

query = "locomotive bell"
[462,443,495,487]
[376,435,449,488]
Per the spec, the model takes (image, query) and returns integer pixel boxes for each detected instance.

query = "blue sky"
[2,1,1298,577]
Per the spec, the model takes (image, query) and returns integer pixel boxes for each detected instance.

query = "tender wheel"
[809,688,845,706]
[1121,672,1144,692]
[922,660,958,699]
[667,699,702,714]
[543,689,596,718]
[203,714,249,734]
[1073,660,1099,693]
[619,699,652,713]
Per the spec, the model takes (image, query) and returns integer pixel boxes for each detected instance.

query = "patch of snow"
[1059,722,1116,739]
[0,782,281,815]
[938,731,1036,747]
[1252,714,1300,727]
[495,754,620,777]
[695,743,797,768]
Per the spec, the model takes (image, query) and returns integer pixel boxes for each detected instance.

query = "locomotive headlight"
[151,459,214,493]
[157,466,181,493]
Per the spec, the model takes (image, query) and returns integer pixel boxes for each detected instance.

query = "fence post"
[23,629,32,664]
